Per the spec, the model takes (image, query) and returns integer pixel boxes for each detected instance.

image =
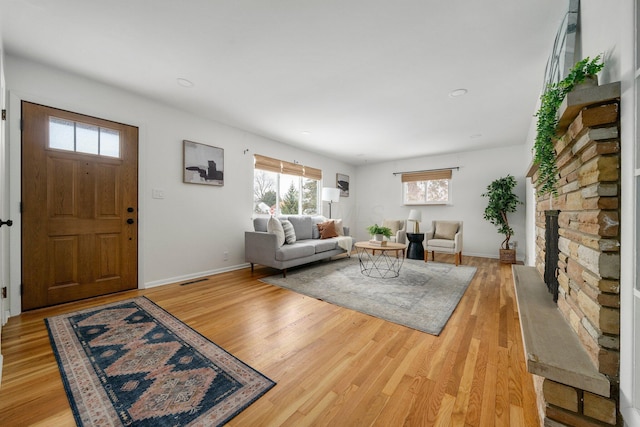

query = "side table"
[406,232,425,260]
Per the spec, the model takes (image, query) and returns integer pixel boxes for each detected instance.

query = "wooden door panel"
[96,233,120,279]
[22,102,138,310]
[50,236,78,286]
[96,164,119,217]
[48,157,77,216]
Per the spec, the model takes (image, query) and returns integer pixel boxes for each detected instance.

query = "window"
[402,169,452,205]
[49,117,120,158]
[253,154,321,216]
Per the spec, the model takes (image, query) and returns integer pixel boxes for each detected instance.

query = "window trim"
[253,154,322,216]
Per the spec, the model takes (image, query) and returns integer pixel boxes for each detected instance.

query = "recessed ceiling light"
[449,88,468,97]
[470,134,482,139]
[301,131,311,135]
[177,78,194,88]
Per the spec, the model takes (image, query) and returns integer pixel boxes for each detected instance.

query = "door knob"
[127,207,134,213]
[126,218,134,224]
[0,219,13,227]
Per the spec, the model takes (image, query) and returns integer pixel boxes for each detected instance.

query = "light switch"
[152,188,165,199]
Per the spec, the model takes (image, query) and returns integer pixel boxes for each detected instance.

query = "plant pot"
[499,249,516,264]
[374,234,384,241]
[574,74,598,91]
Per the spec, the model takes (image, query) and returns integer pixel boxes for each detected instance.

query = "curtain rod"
[392,166,460,176]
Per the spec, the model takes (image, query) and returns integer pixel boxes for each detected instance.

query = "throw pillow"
[267,216,285,247]
[311,215,327,239]
[434,222,458,240]
[317,220,338,239]
[333,218,344,236]
[280,219,297,244]
[382,219,401,234]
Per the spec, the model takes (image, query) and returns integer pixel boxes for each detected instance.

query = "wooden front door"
[21,102,138,310]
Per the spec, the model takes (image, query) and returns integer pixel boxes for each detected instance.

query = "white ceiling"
[0,0,568,165]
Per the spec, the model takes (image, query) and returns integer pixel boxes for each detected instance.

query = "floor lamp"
[321,187,341,218]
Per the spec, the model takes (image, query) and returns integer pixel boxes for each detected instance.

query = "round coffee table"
[354,241,406,278]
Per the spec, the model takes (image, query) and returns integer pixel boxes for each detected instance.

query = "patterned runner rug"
[261,257,477,335]
[46,297,275,426]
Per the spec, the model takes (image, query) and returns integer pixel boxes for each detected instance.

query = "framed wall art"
[183,140,224,186]
[336,173,349,197]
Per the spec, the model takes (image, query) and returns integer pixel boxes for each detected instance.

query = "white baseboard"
[143,263,250,289]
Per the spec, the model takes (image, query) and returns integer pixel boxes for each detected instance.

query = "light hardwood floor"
[0,254,539,426]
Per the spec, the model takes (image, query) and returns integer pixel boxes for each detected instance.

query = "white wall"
[4,54,356,315]
[354,145,527,260]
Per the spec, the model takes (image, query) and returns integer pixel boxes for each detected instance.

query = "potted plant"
[534,55,604,196]
[367,224,392,241]
[482,175,522,263]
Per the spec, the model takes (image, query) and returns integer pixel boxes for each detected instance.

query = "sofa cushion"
[281,219,296,244]
[286,215,313,240]
[312,239,338,253]
[434,222,458,240]
[275,242,315,261]
[267,216,285,247]
[317,220,338,239]
[428,238,456,249]
[253,217,269,232]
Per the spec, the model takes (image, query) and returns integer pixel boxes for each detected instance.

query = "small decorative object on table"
[368,239,388,246]
[366,224,392,242]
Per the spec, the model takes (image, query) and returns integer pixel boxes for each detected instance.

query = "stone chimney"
[526,82,621,425]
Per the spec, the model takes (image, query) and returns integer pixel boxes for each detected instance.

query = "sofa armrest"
[454,231,463,251]
[425,229,435,240]
[396,229,407,244]
[245,231,279,266]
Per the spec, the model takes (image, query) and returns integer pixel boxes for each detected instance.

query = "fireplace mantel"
[513,265,610,396]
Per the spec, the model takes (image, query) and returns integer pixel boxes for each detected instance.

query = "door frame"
[6,92,145,316]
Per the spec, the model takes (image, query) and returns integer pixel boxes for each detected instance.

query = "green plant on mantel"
[366,224,392,238]
[534,55,605,196]
[482,175,522,250]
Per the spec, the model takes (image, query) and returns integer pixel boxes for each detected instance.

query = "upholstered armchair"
[425,220,463,266]
[382,219,406,244]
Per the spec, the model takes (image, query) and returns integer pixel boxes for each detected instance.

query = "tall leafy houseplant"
[534,55,604,195]
[482,175,522,250]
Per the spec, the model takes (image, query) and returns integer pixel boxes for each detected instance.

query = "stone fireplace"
[544,210,560,302]
[516,82,621,426]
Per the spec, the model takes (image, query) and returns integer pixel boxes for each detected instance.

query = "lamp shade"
[408,209,422,233]
[408,209,422,222]
[321,187,341,203]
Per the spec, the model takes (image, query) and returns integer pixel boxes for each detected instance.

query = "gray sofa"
[245,215,351,277]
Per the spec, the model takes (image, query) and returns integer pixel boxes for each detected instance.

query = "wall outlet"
[223,251,229,261]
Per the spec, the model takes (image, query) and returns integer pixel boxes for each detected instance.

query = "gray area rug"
[260,257,477,335]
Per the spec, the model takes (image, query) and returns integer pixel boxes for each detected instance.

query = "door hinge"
[1,287,6,298]
[20,284,23,296]
[20,118,24,131]
[1,109,6,120]
[20,202,23,213]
